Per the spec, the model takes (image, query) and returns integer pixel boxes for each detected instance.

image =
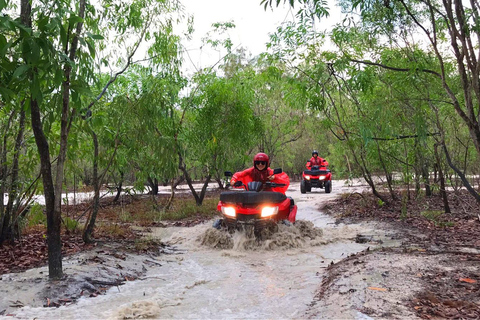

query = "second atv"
[300,162,332,194]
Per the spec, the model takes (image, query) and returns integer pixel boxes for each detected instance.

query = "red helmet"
[253,152,269,170]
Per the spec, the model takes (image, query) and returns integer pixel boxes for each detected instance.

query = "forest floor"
[316,189,480,319]
[1,185,479,319]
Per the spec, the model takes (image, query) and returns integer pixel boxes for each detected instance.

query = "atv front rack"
[220,191,286,205]
[303,169,330,175]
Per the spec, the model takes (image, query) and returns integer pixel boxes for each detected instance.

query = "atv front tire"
[325,180,332,193]
[300,180,306,193]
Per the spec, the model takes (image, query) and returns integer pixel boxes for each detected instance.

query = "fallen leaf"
[414,306,422,310]
[459,278,476,284]
[367,287,387,292]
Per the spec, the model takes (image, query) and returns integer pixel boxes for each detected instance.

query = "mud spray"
[199,220,324,250]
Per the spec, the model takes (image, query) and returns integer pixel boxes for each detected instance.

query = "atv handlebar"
[232,180,286,191]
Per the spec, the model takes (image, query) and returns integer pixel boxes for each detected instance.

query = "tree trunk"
[21,0,62,279]
[83,130,99,244]
[0,110,15,243]
[215,177,225,189]
[31,99,63,279]
[172,175,185,189]
[421,162,432,197]
[113,181,123,203]
[147,177,159,195]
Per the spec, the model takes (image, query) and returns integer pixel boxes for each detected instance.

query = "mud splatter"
[199,219,323,251]
[294,220,324,238]
[115,300,161,319]
[200,228,233,249]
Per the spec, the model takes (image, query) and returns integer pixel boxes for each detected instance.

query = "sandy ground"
[1,180,476,319]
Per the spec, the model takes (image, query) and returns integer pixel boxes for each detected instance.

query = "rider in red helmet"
[230,152,289,193]
[307,150,327,169]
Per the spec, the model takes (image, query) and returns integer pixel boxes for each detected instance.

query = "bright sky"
[179,0,295,74]
[179,0,344,74]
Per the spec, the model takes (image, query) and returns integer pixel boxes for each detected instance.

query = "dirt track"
[3,180,477,319]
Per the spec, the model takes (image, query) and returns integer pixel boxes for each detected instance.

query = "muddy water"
[11,181,399,319]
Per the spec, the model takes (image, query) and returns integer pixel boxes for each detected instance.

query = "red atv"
[215,169,297,237]
[301,162,332,194]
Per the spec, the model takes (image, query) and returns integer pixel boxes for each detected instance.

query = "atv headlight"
[221,206,236,217]
[304,175,310,180]
[261,206,278,218]
[319,176,326,180]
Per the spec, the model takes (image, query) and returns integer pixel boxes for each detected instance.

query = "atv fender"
[288,205,297,223]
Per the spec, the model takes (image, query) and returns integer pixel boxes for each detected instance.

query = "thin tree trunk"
[165,178,175,210]
[434,144,451,213]
[0,110,15,243]
[376,141,397,200]
[178,153,211,205]
[4,109,26,241]
[172,175,185,189]
[83,130,100,243]
[113,180,123,203]
[421,162,432,197]
[215,177,224,189]
[54,0,86,215]
[353,147,388,204]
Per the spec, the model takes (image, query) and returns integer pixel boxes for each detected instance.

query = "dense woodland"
[1,0,479,278]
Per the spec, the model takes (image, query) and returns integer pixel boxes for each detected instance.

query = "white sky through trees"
[179,0,343,74]
[180,0,294,73]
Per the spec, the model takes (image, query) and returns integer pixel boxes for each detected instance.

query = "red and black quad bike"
[214,169,297,237]
[300,164,332,194]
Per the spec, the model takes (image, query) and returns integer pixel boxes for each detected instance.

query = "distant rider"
[230,152,289,194]
[307,150,327,169]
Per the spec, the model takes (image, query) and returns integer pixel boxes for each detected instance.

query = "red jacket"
[307,156,326,169]
[231,167,290,194]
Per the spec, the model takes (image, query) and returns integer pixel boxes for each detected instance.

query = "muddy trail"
[2,181,402,319]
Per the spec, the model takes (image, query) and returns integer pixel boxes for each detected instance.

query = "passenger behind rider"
[307,150,328,169]
[230,152,289,194]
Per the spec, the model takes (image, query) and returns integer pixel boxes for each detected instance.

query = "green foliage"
[377,199,384,207]
[27,204,47,226]
[420,210,454,227]
[156,198,218,221]
[62,217,79,233]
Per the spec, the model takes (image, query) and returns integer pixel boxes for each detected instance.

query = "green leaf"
[0,34,7,56]
[68,15,84,26]
[0,86,15,99]
[13,65,30,79]
[87,32,104,40]
[54,68,64,86]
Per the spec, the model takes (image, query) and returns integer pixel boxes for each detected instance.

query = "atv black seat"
[304,169,330,175]
[220,191,287,205]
